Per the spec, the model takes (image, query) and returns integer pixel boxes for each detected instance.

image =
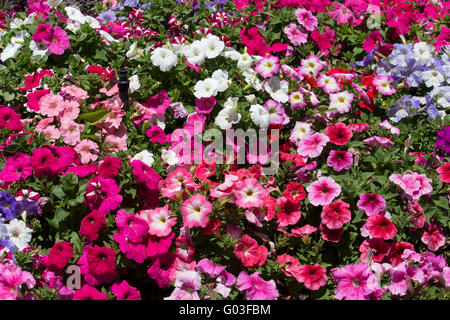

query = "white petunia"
[422,70,444,88]
[129,74,140,93]
[84,16,101,29]
[215,97,241,130]
[6,219,32,251]
[329,90,354,114]
[97,29,119,43]
[30,40,50,57]
[65,6,86,24]
[126,42,144,60]
[221,47,241,61]
[413,42,434,66]
[194,78,219,98]
[211,69,229,92]
[65,23,80,33]
[23,12,37,24]
[1,43,22,61]
[45,0,63,7]
[200,35,225,59]
[237,53,253,70]
[263,76,289,103]
[161,148,179,166]
[250,104,270,129]
[151,47,178,72]
[10,18,24,29]
[132,150,154,167]
[290,121,312,145]
[243,69,262,91]
[1,31,28,61]
[184,41,205,66]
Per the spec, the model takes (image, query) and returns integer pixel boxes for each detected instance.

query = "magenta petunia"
[357,193,387,216]
[331,263,379,300]
[327,150,353,172]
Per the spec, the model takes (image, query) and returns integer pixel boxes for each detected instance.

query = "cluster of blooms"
[0,0,448,301]
[371,42,450,122]
[331,248,450,300]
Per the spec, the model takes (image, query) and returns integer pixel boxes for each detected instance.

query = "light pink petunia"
[39,93,64,117]
[74,139,99,164]
[60,120,84,146]
[139,205,177,238]
[234,178,268,209]
[306,177,341,206]
[181,194,213,228]
[284,23,307,46]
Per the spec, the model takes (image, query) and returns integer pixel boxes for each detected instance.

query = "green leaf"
[47,208,70,229]
[433,197,449,210]
[79,109,111,125]
[51,185,66,200]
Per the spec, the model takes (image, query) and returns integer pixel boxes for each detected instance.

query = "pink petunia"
[181,194,213,228]
[0,153,32,182]
[195,97,217,114]
[321,199,351,230]
[236,271,279,300]
[234,178,268,209]
[112,281,141,300]
[235,235,268,269]
[365,214,397,240]
[47,26,70,55]
[297,133,329,158]
[72,284,108,300]
[146,125,166,144]
[421,223,445,251]
[39,93,64,117]
[255,55,280,78]
[295,8,317,31]
[74,139,99,164]
[306,177,342,206]
[373,75,396,95]
[139,205,177,237]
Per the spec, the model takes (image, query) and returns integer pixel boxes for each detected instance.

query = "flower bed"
[0,0,449,300]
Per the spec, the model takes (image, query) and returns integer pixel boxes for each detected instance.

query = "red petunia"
[436,162,450,183]
[325,123,353,145]
[359,238,391,263]
[321,199,351,230]
[79,210,107,241]
[283,182,306,204]
[365,214,397,240]
[294,264,328,291]
[388,242,414,266]
[235,235,268,269]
